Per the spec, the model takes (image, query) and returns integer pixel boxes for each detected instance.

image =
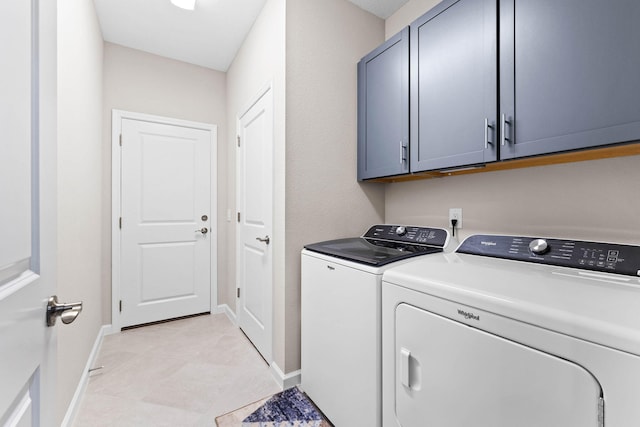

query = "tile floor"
[72,313,281,427]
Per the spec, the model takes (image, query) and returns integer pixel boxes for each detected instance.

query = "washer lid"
[304,224,448,267]
[304,237,441,267]
[383,252,640,357]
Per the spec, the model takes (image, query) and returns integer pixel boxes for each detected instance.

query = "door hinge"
[598,397,605,427]
[237,212,240,222]
[237,135,240,147]
[119,134,122,146]
[119,300,122,312]
[119,217,122,229]
[237,288,240,298]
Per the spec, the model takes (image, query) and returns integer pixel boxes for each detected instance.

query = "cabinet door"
[410,0,497,173]
[357,27,409,180]
[500,0,640,159]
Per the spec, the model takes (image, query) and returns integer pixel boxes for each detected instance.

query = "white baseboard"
[102,323,115,336]
[215,305,296,389]
[215,303,237,325]
[60,324,110,427]
[270,362,301,390]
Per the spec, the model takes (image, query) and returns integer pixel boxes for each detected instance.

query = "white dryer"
[382,234,640,427]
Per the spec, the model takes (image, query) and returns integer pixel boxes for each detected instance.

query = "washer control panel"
[458,235,640,277]
[363,224,448,247]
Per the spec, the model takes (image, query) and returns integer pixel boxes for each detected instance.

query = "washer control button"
[395,226,407,236]
[529,239,550,255]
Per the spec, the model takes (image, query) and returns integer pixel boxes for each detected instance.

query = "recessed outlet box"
[449,208,463,229]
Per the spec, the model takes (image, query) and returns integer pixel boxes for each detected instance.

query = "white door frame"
[236,82,274,363]
[111,109,218,332]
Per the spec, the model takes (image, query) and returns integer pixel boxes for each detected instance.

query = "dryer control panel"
[458,235,640,277]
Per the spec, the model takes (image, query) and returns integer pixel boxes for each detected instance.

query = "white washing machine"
[382,234,640,427]
[301,224,450,427]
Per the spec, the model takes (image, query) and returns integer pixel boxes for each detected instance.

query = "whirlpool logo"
[457,309,480,321]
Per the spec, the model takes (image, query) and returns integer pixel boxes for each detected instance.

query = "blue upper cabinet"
[500,0,640,159]
[357,27,409,181]
[357,0,640,181]
[410,0,498,173]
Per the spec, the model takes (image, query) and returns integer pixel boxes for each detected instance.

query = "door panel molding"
[111,109,217,332]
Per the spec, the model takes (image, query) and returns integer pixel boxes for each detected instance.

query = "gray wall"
[101,43,228,323]
[384,0,640,245]
[386,157,640,245]
[56,0,104,423]
[386,0,441,38]
[284,0,386,373]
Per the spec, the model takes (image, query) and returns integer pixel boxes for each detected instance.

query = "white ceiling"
[349,0,409,19]
[93,0,408,72]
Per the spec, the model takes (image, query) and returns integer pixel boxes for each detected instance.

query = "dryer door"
[395,303,602,427]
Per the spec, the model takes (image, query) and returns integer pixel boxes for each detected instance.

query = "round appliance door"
[394,303,602,427]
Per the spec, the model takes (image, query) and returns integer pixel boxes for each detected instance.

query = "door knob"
[256,235,270,245]
[195,227,208,234]
[47,295,83,327]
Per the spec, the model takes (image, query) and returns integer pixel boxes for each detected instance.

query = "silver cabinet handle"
[195,227,208,234]
[484,118,494,149]
[47,295,83,326]
[256,235,270,245]
[501,114,511,146]
[399,141,407,164]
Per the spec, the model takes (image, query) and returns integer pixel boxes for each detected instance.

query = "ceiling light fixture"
[170,0,196,10]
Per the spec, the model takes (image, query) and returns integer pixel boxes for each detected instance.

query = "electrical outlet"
[449,208,463,229]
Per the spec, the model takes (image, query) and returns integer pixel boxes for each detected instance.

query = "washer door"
[395,303,602,427]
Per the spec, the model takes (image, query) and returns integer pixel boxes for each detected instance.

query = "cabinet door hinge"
[237,212,240,222]
[237,136,241,147]
[119,134,122,146]
[237,288,240,298]
[119,300,122,312]
[119,217,122,229]
[598,397,605,427]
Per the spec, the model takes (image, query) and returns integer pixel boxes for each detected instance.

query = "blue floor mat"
[242,387,330,426]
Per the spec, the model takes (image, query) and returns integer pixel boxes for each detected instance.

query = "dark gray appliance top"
[304,224,449,267]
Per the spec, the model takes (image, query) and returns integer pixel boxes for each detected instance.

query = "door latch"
[47,295,83,326]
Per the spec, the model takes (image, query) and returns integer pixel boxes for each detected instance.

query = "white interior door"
[119,117,213,328]
[0,0,57,425]
[395,303,602,427]
[236,85,273,363]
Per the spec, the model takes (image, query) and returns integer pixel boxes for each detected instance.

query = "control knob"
[395,226,407,236]
[529,238,550,255]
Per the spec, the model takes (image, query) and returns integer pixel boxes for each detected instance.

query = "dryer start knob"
[395,226,407,236]
[529,238,550,255]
